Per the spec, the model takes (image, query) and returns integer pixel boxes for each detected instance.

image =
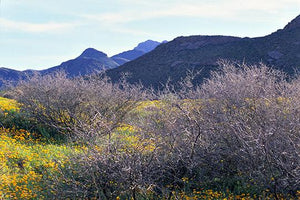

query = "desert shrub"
[172,62,299,195]
[0,97,49,141]
[9,72,143,141]
[0,110,31,131]
[50,143,158,199]
[124,62,299,197]
[7,63,299,199]
[200,61,288,100]
[49,96,196,199]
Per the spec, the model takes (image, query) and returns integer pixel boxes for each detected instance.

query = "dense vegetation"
[0,62,299,199]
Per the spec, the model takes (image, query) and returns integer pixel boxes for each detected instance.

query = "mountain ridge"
[106,14,300,88]
[1,15,300,88]
[283,14,300,31]
[111,40,165,65]
[0,40,164,86]
[78,48,108,60]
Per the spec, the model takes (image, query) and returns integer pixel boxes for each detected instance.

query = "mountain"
[134,40,164,53]
[0,48,119,87]
[0,68,27,87]
[111,50,144,65]
[111,40,165,65]
[0,40,164,87]
[107,15,300,88]
[2,14,300,89]
[41,48,119,77]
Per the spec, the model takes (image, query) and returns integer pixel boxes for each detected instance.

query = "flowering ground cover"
[0,94,299,199]
[0,97,82,199]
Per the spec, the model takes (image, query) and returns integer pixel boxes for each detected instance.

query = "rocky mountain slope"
[111,40,165,65]
[107,15,300,88]
[41,48,119,77]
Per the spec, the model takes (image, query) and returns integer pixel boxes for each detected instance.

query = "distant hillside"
[111,40,165,65]
[111,50,144,65]
[134,40,164,53]
[0,48,119,86]
[107,15,300,88]
[0,68,35,87]
[41,48,119,77]
[0,40,163,87]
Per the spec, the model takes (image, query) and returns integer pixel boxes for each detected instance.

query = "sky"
[0,0,299,70]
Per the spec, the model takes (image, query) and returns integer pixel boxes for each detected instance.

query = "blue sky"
[0,0,299,70]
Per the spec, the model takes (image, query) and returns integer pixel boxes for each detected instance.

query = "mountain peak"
[79,48,108,60]
[283,14,300,31]
[134,40,162,53]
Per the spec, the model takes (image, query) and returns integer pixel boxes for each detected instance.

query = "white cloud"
[109,26,155,36]
[82,0,300,25]
[78,0,300,40]
[0,18,78,33]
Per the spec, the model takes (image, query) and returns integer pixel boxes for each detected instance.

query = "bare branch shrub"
[51,62,299,198]
[8,62,299,199]
[185,62,299,193]
[11,72,143,141]
[127,61,300,196]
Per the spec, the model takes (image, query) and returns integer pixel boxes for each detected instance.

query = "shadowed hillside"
[41,48,119,77]
[107,15,300,88]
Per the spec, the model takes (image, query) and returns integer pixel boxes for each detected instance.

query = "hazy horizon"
[0,0,299,70]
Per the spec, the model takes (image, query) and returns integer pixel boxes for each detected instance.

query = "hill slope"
[0,48,119,86]
[111,40,165,65]
[0,40,164,87]
[0,68,35,87]
[41,48,119,77]
[107,15,300,88]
